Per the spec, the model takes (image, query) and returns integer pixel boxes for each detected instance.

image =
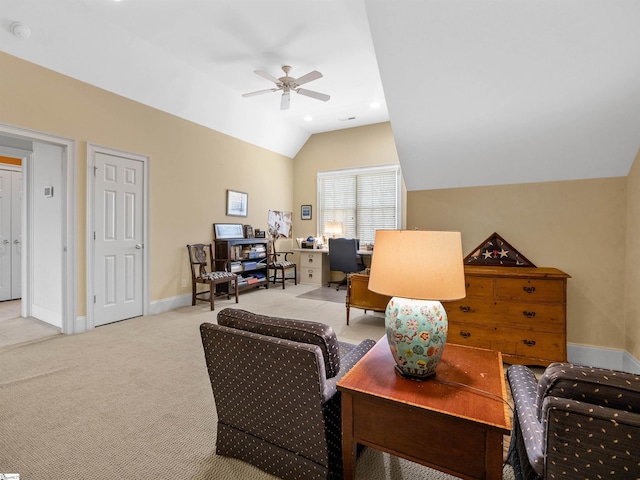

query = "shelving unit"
[214,238,269,293]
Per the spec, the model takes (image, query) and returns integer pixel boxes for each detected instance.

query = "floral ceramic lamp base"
[385,297,449,380]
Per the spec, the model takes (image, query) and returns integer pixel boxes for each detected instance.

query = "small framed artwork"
[226,189,248,217]
[301,205,312,220]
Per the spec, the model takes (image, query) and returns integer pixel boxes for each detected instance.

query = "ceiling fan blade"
[242,88,277,97]
[295,70,322,86]
[280,92,290,110]
[254,70,281,84]
[296,88,330,102]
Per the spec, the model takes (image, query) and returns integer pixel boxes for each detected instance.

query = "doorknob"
[14,239,21,244]
[135,244,142,249]
[2,239,8,244]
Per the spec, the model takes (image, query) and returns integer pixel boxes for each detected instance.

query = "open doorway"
[0,148,61,346]
[0,123,77,335]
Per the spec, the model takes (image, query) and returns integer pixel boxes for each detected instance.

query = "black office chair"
[328,238,366,291]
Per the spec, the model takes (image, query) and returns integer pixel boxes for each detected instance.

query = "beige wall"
[4,49,639,359]
[0,52,293,314]
[292,122,405,240]
[625,150,640,360]
[407,178,629,351]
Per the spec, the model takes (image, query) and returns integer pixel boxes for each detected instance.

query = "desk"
[338,337,510,480]
[293,248,373,286]
[295,249,330,285]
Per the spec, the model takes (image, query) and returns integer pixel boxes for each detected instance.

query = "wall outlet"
[181,279,187,288]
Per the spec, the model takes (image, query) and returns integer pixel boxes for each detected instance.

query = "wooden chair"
[186,243,238,311]
[345,273,391,325]
[267,239,297,289]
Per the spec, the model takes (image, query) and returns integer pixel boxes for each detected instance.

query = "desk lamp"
[368,230,466,379]
[325,221,344,238]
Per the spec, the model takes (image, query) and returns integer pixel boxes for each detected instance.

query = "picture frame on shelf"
[301,205,312,220]
[226,189,248,217]
[213,223,244,240]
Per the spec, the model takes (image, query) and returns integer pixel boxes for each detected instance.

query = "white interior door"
[93,152,144,326]
[11,170,21,299]
[0,169,11,301]
[0,168,21,301]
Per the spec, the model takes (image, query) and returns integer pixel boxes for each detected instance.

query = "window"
[317,165,401,243]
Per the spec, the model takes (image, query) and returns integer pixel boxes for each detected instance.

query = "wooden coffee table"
[337,336,511,480]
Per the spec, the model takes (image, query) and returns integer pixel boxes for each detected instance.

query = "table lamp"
[368,230,466,379]
[325,221,344,238]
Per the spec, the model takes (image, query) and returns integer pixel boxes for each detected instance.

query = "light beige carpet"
[0,284,514,479]
[0,300,60,348]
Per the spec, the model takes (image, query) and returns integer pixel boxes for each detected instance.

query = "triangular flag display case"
[464,232,536,267]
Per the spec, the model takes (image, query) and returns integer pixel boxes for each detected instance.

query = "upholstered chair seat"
[200,308,375,480]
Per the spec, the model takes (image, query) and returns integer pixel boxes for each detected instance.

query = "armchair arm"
[536,363,640,420]
[507,365,546,476]
[542,396,640,479]
[320,339,376,403]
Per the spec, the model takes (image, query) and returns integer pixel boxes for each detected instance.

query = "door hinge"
[94,231,96,240]
[94,295,96,304]
[94,166,97,176]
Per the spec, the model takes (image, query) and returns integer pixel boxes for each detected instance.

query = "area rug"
[296,286,347,303]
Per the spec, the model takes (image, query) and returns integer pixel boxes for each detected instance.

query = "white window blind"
[317,165,401,244]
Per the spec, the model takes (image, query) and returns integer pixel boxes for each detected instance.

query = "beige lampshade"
[368,230,466,301]
[325,221,344,236]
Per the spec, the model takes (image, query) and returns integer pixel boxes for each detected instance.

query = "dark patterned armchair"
[507,362,640,480]
[200,308,375,480]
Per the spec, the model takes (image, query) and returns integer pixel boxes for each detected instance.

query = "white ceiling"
[2,0,639,191]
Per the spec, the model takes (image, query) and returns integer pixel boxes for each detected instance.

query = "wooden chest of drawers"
[444,265,570,366]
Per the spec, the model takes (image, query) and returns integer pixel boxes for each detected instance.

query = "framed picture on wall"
[301,205,312,220]
[226,189,248,217]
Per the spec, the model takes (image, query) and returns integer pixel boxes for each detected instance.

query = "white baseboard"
[32,304,62,328]
[568,343,640,373]
[74,315,88,333]
[148,293,192,315]
[622,350,640,374]
[69,295,191,333]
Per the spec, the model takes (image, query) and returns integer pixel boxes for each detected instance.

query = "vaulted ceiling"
[2,0,639,190]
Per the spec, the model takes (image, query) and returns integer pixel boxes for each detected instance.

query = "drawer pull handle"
[459,306,472,313]
[522,286,536,294]
[308,257,313,263]
[522,339,536,347]
[522,311,536,318]
[459,331,471,338]
[465,282,470,288]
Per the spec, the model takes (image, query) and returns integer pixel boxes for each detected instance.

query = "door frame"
[86,143,150,329]
[0,122,77,334]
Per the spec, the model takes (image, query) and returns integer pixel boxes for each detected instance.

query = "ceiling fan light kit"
[242,65,330,110]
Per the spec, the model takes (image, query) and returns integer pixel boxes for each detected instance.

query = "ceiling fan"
[242,65,330,110]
